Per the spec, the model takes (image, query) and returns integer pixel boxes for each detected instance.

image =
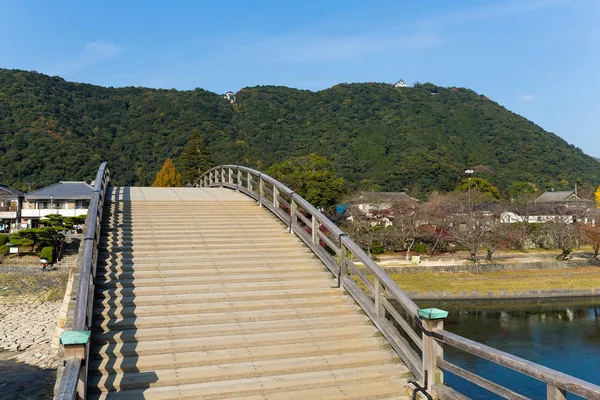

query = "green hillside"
[1,69,598,193]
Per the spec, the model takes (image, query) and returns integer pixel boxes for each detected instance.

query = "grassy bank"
[362,266,600,296]
[0,271,69,302]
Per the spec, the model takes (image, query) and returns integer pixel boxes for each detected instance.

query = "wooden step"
[88,351,402,392]
[87,364,405,399]
[92,304,362,331]
[92,295,354,318]
[91,325,381,358]
[88,337,393,374]
[94,279,336,298]
[94,271,331,288]
[92,314,370,343]
[94,287,340,307]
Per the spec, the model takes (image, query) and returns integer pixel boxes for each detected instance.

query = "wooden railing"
[54,162,110,400]
[198,165,600,400]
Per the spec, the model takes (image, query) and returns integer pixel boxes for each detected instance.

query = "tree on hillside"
[152,158,182,187]
[181,130,214,185]
[267,153,345,209]
[456,177,501,200]
[507,181,537,200]
[596,187,600,208]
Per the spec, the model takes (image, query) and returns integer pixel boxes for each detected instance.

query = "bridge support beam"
[419,308,447,391]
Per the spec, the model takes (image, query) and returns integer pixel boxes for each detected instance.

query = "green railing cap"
[60,330,91,345]
[418,308,448,320]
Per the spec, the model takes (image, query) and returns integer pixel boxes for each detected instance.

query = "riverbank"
[383,266,600,299]
[0,267,68,370]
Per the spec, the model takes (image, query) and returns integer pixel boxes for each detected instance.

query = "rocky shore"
[0,298,63,369]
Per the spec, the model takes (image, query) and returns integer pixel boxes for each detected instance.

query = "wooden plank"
[346,259,375,294]
[316,229,340,255]
[381,298,423,351]
[439,359,530,400]
[55,356,82,399]
[341,236,421,318]
[440,330,600,399]
[295,209,311,227]
[342,276,422,382]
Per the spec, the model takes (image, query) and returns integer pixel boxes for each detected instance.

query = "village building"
[22,181,93,228]
[0,184,25,232]
[500,190,596,224]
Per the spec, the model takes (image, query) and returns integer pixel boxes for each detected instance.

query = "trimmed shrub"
[0,235,7,246]
[414,243,427,253]
[370,242,384,255]
[40,246,55,264]
[0,244,9,255]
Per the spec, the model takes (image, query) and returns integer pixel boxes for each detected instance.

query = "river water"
[0,352,55,400]
[416,297,600,399]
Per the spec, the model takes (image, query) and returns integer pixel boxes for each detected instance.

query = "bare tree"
[421,192,453,255]
[542,204,588,260]
[343,204,380,255]
[385,199,423,260]
[447,192,494,263]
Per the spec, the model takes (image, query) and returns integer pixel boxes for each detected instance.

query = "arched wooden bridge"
[54,163,600,400]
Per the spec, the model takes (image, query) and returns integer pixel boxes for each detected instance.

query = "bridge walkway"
[87,187,412,399]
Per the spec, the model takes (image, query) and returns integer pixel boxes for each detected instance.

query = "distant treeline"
[1,69,599,194]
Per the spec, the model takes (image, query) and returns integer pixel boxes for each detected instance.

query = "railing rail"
[54,162,110,400]
[198,165,600,400]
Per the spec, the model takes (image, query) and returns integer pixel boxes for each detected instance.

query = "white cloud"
[84,40,124,60]
[50,40,124,75]
[517,94,536,101]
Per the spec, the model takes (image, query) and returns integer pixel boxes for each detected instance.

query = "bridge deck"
[88,187,411,399]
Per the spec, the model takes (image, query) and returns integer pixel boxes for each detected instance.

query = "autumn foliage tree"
[152,158,182,187]
[579,223,600,258]
[596,187,600,208]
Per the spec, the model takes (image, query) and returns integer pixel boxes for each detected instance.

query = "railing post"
[290,196,297,234]
[237,169,242,188]
[247,172,252,191]
[374,278,385,318]
[547,386,567,400]
[419,308,448,390]
[258,175,264,207]
[337,235,348,288]
[209,171,213,185]
[221,168,225,185]
[229,168,233,184]
[311,215,318,244]
[273,186,279,209]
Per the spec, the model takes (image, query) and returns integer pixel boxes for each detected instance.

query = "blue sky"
[1,0,598,157]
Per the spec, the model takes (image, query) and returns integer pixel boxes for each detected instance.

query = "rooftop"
[355,191,413,203]
[26,181,94,200]
[0,184,25,198]
[534,190,580,203]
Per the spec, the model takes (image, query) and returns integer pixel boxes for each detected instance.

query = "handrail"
[54,162,110,400]
[197,165,600,400]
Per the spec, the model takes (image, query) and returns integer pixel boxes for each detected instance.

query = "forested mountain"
[1,69,598,194]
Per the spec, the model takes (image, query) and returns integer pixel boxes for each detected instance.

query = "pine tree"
[152,158,182,187]
[181,130,214,185]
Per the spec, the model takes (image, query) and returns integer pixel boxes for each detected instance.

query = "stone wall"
[368,258,600,275]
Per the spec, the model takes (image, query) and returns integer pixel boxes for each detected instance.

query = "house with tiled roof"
[22,181,93,227]
[0,184,25,231]
[534,190,581,204]
[501,189,595,224]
